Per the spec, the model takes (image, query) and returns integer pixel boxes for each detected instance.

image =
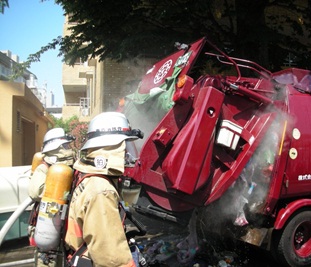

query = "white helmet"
[42,128,75,153]
[81,112,143,151]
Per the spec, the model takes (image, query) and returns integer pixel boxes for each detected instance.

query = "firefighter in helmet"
[65,112,143,267]
[28,127,76,201]
[28,127,75,267]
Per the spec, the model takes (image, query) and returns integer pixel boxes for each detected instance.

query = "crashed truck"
[120,36,311,267]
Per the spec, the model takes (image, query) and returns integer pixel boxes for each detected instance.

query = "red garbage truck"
[122,37,311,267]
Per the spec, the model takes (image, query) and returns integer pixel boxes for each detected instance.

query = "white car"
[0,165,32,243]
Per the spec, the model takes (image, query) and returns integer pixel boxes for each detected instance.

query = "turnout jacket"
[28,148,75,202]
[65,175,135,267]
[28,163,49,202]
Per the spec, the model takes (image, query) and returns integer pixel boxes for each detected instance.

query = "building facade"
[0,51,54,167]
[61,16,155,121]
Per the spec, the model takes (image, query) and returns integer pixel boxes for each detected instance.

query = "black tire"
[272,210,311,267]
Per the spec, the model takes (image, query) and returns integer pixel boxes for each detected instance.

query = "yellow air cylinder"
[34,164,73,251]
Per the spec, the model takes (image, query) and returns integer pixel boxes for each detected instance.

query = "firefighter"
[28,128,76,201]
[28,127,76,267]
[65,112,143,267]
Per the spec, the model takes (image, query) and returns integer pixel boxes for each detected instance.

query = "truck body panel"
[122,37,311,267]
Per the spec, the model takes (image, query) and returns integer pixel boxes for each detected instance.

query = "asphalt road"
[0,237,35,267]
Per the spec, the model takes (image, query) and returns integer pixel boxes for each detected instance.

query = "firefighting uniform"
[65,141,136,267]
[65,176,135,267]
[28,148,75,201]
[28,162,49,202]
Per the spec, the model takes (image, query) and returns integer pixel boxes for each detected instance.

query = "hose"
[0,258,34,266]
[0,197,34,247]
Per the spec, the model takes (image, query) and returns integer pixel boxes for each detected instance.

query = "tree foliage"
[53,0,311,71]
[4,0,311,74]
[0,0,8,14]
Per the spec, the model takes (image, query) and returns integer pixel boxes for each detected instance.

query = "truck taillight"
[172,75,193,103]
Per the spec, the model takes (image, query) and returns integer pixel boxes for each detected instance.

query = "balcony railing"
[62,97,90,120]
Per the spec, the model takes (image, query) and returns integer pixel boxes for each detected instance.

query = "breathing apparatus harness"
[28,160,74,266]
[65,170,146,267]
[28,160,51,246]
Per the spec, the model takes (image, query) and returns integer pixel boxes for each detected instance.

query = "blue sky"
[0,0,65,106]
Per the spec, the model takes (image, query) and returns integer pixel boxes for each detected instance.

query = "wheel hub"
[295,231,304,244]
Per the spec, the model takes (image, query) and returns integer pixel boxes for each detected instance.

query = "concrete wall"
[0,81,53,167]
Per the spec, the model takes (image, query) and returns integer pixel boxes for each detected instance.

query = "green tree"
[5,0,311,73]
[0,0,8,14]
[54,0,311,70]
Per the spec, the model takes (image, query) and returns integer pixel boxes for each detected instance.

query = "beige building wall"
[0,81,53,167]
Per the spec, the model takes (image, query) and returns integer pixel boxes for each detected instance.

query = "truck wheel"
[273,210,311,267]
